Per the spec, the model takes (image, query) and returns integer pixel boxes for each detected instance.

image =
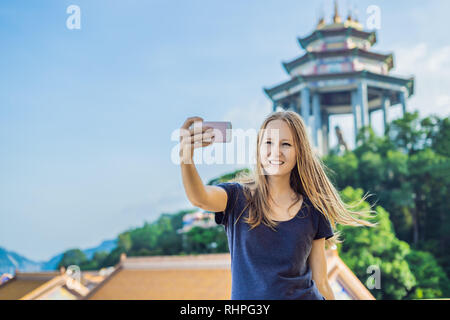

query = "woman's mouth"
[269,160,285,165]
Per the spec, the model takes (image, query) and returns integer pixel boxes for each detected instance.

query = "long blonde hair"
[230,111,377,248]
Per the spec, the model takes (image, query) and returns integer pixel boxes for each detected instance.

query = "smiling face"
[259,119,298,176]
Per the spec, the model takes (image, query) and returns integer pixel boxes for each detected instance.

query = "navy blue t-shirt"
[214,182,334,300]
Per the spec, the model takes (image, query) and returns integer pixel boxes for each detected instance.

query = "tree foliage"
[324,112,450,283]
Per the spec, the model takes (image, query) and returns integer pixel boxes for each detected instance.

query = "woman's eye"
[265,141,290,146]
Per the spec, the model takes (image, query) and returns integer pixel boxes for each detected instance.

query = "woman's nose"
[268,144,282,155]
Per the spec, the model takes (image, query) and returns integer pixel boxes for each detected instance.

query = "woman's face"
[259,119,297,176]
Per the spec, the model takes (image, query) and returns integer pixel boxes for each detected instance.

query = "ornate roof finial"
[317,17,325,29]
[333,0,342,23]
[317,3,326,29]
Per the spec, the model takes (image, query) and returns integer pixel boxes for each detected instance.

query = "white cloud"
[427,45,450,76]
[398,43,450,77]
[221,97,272,130]
[436,94,450,111]
[392,43,450,118]
[393,42,427,76]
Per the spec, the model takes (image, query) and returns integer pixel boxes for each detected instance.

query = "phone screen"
[202,121,232,143]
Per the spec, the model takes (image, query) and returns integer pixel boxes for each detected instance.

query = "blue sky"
[1,0,449,261]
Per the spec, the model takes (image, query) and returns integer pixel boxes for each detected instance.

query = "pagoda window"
[308,40,326,52]
[324,35,346,44]
[347,37,371,50]
[356,57,387,74]
[291,61,316,76]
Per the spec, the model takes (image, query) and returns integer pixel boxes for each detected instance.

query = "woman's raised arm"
[179,116,228,212]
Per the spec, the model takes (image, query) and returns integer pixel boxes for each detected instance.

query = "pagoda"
[263,1,414,155]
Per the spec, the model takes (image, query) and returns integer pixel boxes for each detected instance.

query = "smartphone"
[200,121,232,143]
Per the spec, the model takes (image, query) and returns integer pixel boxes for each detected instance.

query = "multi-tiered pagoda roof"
[263,2,414,155]
[264,4,413,112]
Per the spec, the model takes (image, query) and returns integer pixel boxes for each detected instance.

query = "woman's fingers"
[179,117,215,157]
[192,129,214,142]
[186,130,215,144]
[180,130,215,148]
[181,116,203,130]
[180,117,213,142]
[187,125,213,136]
[181,126,214,142]
[192,137,215,149]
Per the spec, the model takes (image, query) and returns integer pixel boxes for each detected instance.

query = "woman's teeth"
[269,160,284,165]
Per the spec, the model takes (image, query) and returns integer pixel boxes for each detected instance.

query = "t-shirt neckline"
[271,196,309,223]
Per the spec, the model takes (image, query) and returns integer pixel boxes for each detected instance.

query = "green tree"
[337,187,416,300]
[405,250,450,299]
[323,151,359,189]
[325,112,450,284]
[388,111,424,155]
[417,114,450,157]
[184,226,227,254]
[58,249,88,270]
[207,168,250,185]
[90,251,108,269]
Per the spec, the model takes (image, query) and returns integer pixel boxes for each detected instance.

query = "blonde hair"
[230,111,377,248]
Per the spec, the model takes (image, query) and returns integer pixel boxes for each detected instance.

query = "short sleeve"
[314,209,334,240]
[213,182,241,228]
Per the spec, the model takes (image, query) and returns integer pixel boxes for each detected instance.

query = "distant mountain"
[41,239,118,271]
[0,239,117,274]
[0,247,43,275]
[83,239,117,260]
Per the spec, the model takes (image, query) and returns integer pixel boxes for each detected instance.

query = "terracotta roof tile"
[86,251,375,300]
[88,269,231,300]
[0,279,50,300]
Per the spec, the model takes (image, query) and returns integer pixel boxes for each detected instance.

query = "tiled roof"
[0,272,59,300]
[123,253,230,269]
[87,269,232,300]
[0,270,108,300]
[86,253,231,300]
[86,251,375,300]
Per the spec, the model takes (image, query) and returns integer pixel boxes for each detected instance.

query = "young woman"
[179,111,376,300]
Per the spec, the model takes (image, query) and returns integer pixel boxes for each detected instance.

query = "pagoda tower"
[263,1,414,155]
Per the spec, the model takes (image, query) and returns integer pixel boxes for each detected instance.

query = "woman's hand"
[179,116,215,164]
[179,117,227,211]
